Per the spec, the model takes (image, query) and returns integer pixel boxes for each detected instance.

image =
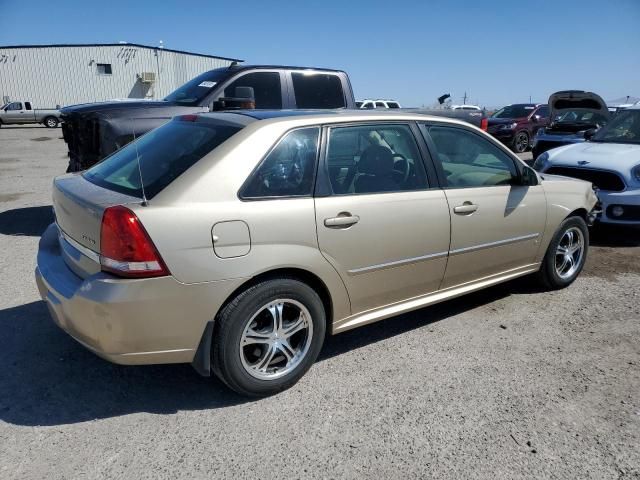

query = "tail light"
[480,117,488,131]
[100,206,169,278]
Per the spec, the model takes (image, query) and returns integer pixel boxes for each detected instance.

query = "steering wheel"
[392,154,410,183]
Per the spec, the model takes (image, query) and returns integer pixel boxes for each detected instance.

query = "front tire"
[212,278,326,397]
[44,116,58,128]
[536,216,589,289]
[512,131,529,153]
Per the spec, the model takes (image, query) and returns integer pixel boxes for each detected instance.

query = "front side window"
[426,126,518,188]
[241,127,320,198]
[326,124,428,195]
[387,102,400,109]
[375,102,386,108]
[84,118,243,199]
[6,102,22,111]
[223,72,282,109]
[291,73,345,108]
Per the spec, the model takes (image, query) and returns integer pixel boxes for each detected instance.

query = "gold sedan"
[35,111,599,396]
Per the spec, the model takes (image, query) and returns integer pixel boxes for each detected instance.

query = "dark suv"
[487,104,549,153]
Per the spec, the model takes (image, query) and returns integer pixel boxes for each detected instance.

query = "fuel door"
[212,220,251,258]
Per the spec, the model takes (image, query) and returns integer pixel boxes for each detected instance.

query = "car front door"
[421,123,546,289]
[314,122,451,317]
[4,102,24,123]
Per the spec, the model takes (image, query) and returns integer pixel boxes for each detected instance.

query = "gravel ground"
[0,126,639,480]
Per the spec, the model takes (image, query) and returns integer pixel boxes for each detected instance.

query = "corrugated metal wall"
[0,45,235,108]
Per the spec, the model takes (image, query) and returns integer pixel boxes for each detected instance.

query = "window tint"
[363,101,375,109]
[25,102,32,110]
[7,102,22,111]
[291,73,345,108]
[242,127,319,198]
[326,124,428,195]
[96,63,112,75]
[84,118,243,199]
[223,72,282,109]
[427,126,518,188]
[387,102,400,109]
[375,102,386,108]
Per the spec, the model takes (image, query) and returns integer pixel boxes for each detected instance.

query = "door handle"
[324,212,360,228]
[453,202,478,215]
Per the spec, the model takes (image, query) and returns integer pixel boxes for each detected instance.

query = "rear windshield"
[83,118,242,199]
[492,104,536,119]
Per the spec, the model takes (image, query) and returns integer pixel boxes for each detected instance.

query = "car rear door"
[420,123,546,288]
[314,122,451,316]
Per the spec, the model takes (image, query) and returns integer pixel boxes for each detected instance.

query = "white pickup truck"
[0,101,61,128]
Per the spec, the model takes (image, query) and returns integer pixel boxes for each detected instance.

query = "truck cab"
[61,65,355,171]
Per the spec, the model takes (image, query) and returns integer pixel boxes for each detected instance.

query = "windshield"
[164,69,231,105]
[554,110,608,125]
[83,118,243,198]
[592,110,640,144]
[492,104,536,119]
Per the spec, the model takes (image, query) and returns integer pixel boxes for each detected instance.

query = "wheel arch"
[191,267,335,377]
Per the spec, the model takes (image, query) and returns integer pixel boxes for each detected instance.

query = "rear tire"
[212,278,326,397]
[536,216,589,289]
[44,117,58,128]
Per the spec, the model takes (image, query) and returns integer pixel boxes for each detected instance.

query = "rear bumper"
[35,224,245,366]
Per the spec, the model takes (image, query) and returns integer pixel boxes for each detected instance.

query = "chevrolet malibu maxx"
[36,111,598,396]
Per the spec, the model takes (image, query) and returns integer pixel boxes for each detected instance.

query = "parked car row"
[533,104,640,225]
[356,99,401,109]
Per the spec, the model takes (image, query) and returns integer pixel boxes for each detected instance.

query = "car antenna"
[132,129,148,206]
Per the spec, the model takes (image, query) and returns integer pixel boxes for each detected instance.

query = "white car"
[356,99,401,109]
[451,104,482,111]
[533,105,640,225]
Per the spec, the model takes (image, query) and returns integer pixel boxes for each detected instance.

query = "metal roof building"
[0,43,241,108]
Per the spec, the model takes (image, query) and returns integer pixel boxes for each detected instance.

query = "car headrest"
[358,146,394,176]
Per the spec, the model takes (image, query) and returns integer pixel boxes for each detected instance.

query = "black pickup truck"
[61,64,487,171]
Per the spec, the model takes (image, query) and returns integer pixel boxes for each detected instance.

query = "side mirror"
[584,128,597,140]
[211,86,256,111]
[518,166,539,186]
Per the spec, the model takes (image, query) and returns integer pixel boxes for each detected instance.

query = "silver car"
[36,110,599,396]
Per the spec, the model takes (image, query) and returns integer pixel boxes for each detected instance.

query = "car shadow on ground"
[0,279,538,427]
[0,205,54,236]
[589,224,640,247]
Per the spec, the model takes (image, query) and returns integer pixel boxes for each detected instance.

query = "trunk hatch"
[53,174,141,277]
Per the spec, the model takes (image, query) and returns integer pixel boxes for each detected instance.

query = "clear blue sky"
[1,0,639,107]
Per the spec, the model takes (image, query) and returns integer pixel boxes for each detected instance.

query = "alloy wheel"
[554,227,584,280]
[239,299,313,380]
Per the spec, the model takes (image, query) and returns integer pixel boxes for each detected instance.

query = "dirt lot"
[0,125,639,480]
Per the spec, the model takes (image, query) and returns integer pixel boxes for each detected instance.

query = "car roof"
[198,109,472,127]
[226,64,346,74]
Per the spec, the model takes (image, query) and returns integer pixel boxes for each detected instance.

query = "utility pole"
[462,91,468,105]
[529,95,532,103]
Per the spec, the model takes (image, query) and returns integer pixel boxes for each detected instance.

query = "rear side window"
[241,127,320,198]
[291,73,345,108]
[25,102,32,110]
[84,119,242,199]
[387,102,400,109]
[223,72,282,109]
